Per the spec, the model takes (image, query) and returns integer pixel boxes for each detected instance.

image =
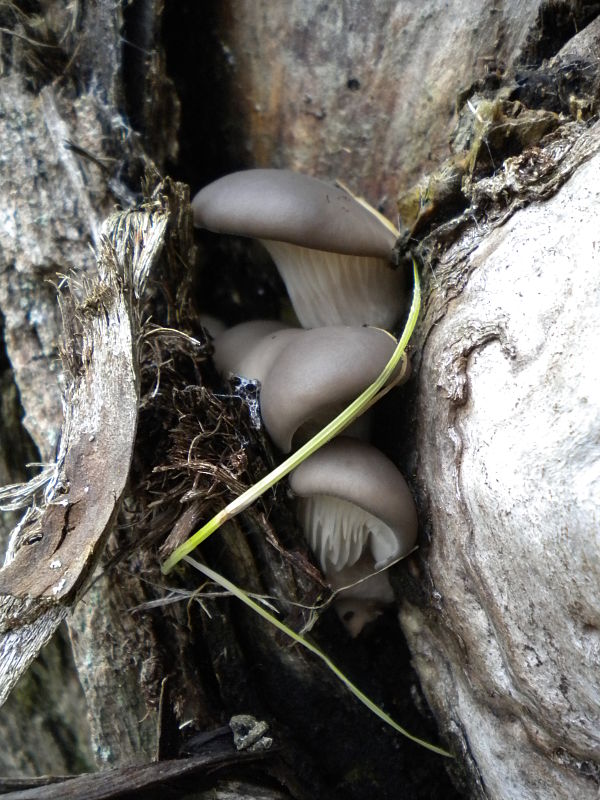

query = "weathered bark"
[189,0,598,210]
[0,0,139,776]
[1,1,599,799]
[403,131,600,800]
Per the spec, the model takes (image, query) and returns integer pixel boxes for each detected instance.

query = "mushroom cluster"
[193,169,417,635]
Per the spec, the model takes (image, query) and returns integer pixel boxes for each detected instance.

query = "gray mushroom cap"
[260,325,405,452]
[290,437,418,571]
[212,320,301,384]
[192,169,396,258]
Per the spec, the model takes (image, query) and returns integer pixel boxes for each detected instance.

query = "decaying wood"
[0,744,282,800]
[2,1,600,798]
[400,123,600,799]
[205,0,600,215]
[0,198,163,705]
[0,6,147,763]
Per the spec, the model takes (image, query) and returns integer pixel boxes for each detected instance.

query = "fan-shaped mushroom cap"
[260,325,406,452]
[289,437,418,572]
[192,169,396,256]
[192,169,404,329]
[212,320,302,384]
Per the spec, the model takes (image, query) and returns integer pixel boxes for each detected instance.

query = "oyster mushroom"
[259,325,408,452]
[192,169,405,329]
[212,319,301,383]
[289,436,418,635]
[329,556,395,638]
[212,322,409,451]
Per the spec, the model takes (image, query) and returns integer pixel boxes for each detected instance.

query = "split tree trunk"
[1,2,599,799]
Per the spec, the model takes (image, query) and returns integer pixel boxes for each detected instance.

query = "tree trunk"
[1,2,599,799]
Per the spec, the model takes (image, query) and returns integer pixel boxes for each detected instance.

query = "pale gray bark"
[0,0,137,777]
[401,122,600,799]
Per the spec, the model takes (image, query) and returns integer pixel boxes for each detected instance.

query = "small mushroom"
[212,319,301,384]
[289,437,418,635]
[212,322,408,451]
[328,556,395,638]
[192,169,405,329]
[290,437,418,571]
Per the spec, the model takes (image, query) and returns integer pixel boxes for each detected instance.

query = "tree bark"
[1,2,599,799]
[403,121,600,799]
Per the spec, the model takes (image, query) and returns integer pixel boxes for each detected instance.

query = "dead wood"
[2,2,600,799]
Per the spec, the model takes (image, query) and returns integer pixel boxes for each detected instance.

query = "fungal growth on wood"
[190,169,418,636]
[290,437,418,636]
[192,169,406,329]
[214,322,408,451]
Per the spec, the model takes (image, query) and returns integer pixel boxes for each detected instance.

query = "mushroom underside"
[297,494,404,572]
[326,553,396,638]
[261,239,404,329]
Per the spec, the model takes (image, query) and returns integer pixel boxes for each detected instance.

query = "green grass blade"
[162,261,421,575]
[185,556,451,757]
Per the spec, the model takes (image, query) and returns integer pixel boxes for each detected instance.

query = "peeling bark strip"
[0,194,171,707]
